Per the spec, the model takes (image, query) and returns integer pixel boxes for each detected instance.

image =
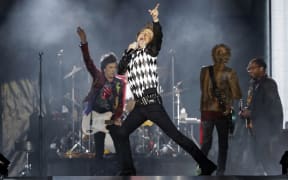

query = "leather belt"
[135,93,162,106]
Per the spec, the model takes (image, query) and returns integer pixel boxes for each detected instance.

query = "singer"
[115,3,217,176]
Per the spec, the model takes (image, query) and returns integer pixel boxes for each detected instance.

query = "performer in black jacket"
[239,57,283,175]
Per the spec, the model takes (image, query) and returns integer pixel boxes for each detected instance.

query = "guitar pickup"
[104,120,114,125]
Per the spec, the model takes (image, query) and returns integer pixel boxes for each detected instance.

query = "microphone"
[176,81,182,87]
[57,49,64,56]
[174,81,183,89]
[134,42,139,49]
[168,48,176,54]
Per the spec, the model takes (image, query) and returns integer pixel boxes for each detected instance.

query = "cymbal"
[160,88,190,97]
[182,117,201,124]
[15,141,34,152]
[64,65,82,79]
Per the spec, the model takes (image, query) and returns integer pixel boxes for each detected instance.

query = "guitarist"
[200,44,242,175]
[239,58,283,175]
[77,27,126,161]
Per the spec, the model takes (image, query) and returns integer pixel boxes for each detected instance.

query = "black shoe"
[199,161,217,176]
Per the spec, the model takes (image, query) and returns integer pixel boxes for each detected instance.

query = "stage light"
[271,0,288,129]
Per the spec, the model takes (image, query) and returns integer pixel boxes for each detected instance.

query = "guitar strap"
[246,79,255,107]
[112,79,122,111]
[208,66,225,111]
[208,66,218,99]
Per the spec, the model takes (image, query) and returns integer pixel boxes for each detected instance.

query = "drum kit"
[128,112,200,157]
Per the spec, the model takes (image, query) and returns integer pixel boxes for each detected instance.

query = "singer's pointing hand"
[148,3,160,22]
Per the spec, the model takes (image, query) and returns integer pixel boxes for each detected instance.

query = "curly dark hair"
[100,52,118,71]
[211,44,231,63]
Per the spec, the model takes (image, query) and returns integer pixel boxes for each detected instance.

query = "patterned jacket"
[80,43,125,120]
[200,65,242,112]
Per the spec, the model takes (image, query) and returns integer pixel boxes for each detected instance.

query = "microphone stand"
[57,50,64,110]
[38,52,44,176]
[174,84,181,154]
[171,51,175,125]
[170,49,180,155]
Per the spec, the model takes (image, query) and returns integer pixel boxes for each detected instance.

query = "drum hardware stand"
[67,136,89,153]
[169,49,182,155]
[38,52,45,176]
[19,141,33,176]
[68,111,94,154]
[164,81,186,156]
[185,117,201,148]
[174,82,182,154]
[64,65,83,153]
[171,49,175,128]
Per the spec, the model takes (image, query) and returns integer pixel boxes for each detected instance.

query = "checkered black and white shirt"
[126,48,159,98]
[118,22,163,99]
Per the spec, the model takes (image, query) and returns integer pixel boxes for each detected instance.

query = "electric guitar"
[82,111,113,135]
[213,88,228,114]
[212,88,236,135]
[208,66,234,134]
[239,99,253,136]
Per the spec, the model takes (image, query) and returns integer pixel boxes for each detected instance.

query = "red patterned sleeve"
[80,43,101,79]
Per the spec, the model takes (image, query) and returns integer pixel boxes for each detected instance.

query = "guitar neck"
[239,99,253,130]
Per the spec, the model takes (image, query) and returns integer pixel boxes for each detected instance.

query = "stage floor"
[47,154,198,176]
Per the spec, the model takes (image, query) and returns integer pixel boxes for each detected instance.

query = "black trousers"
[116,102,214,173]
[200,118,229,174]
[252,128,282,175]
[94,124,121,160]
